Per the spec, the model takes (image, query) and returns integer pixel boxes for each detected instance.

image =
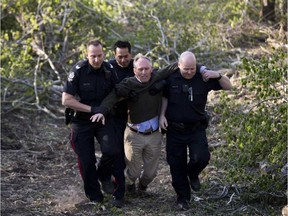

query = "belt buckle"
[143,128,153,134]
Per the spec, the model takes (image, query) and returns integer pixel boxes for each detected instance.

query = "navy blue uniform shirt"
[108,59,134,117]
[63,60,115,107]
[163,69,222,123]
[109,59,134,84]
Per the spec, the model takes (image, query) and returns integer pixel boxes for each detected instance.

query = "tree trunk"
[280,0,287,31]
[260,0,276,22]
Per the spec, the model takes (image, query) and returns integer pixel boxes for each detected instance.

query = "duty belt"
[127,125,159,135]
[75,111,92,121]
[168,121,201,130]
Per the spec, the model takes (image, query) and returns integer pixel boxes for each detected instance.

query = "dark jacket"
[100,63,202,124]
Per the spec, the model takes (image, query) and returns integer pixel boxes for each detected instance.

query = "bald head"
[179,51,196,64]
[178,51,197,79]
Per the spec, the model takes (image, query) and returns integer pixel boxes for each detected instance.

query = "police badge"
[68,72,75,82]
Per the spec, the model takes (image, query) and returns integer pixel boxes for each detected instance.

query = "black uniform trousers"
[109,114,127,198]
[166,125,210,202]
[70,117,125,201]
[102,116,126,200]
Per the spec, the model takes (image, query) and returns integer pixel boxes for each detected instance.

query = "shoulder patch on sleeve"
[68,72,75,82]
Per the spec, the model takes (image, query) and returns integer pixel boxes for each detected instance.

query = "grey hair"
[133,53,152,68]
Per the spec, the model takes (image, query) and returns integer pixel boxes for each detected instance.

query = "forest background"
[1,0,287,215]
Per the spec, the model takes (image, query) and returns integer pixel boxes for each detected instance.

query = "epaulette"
[72,59,88,72]
[103,61,113,79]
[103,61,114,69]
[67,60,88,82]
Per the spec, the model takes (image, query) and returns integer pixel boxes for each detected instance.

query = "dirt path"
[1,110,283,216]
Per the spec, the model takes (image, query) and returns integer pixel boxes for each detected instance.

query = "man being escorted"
[92,53,210,195]
[62,39,125,207]
[159,51,232,210]
[120,54,165,193]
[93,54,175,193]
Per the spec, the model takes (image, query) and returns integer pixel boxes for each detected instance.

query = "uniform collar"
[173,69,202,80]
[87,64,103,74]
[111,59,133,71]
[173,69,183,79]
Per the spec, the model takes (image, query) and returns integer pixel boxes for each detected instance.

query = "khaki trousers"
[124,126,162,186]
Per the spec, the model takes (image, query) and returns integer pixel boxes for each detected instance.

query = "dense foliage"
[222,49,286,166]
[214,49,287,209]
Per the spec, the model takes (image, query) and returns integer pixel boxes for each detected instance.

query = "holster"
[65,108,75,125]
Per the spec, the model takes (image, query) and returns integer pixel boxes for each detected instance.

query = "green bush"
[215,49,287,204]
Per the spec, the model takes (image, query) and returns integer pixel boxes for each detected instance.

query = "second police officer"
[62,39,125,208]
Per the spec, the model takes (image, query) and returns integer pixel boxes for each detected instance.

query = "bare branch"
[1,76,35,89]
[150,13,168,47]
[35,104,60,119]
[58,2,69,32]
[31,41,61,81]
[34,57,41,105]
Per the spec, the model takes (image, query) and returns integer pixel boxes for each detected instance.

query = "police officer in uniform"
[107,41,134,196]
[109,40,134,148]
[62,40,125,207]
[93,40,134,206]
[160,51,232,210]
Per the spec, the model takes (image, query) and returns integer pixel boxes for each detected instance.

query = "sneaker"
[138,182,147,192]
[190,176,201,191]
[100,180,114,194]
[111,198,124,208]
[127,183,136,193]
[177,200,189,211]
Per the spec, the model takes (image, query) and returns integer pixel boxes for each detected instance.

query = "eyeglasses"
[188,87,193,101]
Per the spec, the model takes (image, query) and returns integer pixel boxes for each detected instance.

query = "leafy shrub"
[215,48,287,204]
